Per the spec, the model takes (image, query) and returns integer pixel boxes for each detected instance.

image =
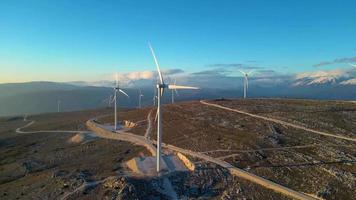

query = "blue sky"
[0,0,356,83]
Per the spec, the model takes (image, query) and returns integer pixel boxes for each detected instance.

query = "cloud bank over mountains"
[294,68,356,86]
[74,66,356,89]
[313,56,356,67]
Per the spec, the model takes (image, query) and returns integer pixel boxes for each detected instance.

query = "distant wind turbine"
[138,89,144,108]
[57,100,61,112]
[349,63,356,67]
[113,74,129,131]
[238,70,254,99]
[149,43,199,173]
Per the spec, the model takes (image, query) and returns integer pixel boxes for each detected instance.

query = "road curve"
[86,119,157,156]
[162,143,316,200]
[200,100,356,142]
[14,112,316,199]
[144,109,153,139]
[16,119,90,134]
[88,114,316,200]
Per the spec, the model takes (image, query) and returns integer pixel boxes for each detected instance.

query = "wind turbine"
[149,43,199,173]
[238,70,254,99]
[57,100,61,112]
[113,74,129,131]
[138,89,144,108]
[349,63,356,67]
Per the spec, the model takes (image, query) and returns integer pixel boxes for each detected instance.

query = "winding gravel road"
[87,111,316,200]
[16,119,90,134]
[15,110,317,199]
[200,100,356,142]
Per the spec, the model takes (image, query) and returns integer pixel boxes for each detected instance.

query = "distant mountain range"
[292,68,356,86]
[0,79,355,117]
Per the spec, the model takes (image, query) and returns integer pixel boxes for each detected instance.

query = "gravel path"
[200,100,356,142]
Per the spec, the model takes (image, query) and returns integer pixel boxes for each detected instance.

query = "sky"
[0,0,356,83]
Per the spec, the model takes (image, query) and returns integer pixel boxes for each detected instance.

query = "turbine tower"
[138,89,144,108]
[113,74,129,131]
[149,43,199,173]
[57,100,61,112]
[238,70,253,99]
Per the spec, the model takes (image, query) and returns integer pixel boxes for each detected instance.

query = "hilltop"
[0,99,355,199]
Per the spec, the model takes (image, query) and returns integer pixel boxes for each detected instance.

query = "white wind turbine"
[113,74,129,131]
[57,100,61,112]
[149,43,199,172]
[138,89,144,108]
[349,63,356,67]
[238,70,254,99]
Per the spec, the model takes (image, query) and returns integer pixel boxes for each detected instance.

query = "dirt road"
[144,109,153,139]
[16,119,90,134]
[200,100,356,142]
[15,111,316,199]
[86,119,157,156]
[88,113,316,200]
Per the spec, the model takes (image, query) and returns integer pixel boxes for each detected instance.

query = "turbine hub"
[157,83,167,89]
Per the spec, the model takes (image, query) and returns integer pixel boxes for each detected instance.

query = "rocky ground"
[1,99,355,199]
[114,99,355,200]
[0,106,287,199]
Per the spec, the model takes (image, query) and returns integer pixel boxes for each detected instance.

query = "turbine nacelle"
[156,83,168,89]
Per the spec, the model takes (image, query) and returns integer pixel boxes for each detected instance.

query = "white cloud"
[340,78,356,85]
[295,68,346,79]
[293,67,356,86]
[76,67,356,89]
[120,71,154,81]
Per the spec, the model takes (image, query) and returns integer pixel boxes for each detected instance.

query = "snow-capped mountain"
[293,68,356,86]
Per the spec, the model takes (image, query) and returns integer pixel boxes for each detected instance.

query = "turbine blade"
[174,89,179,96]
[154,109,159,122]
[160,88,164,97]
[111,93,117,103]
[168,85,199,90]
[119,89,129,98]
[349,63,356,67]
[238,70,246,75]
[247,70,255,75]
[115,73,119,87]
[148,43,164,84]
